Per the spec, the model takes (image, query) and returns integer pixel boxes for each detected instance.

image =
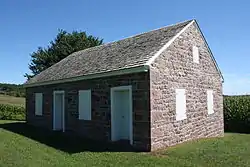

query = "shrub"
[224,95,250,133]
[0,104,25,121]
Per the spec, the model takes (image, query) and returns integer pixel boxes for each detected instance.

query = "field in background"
[224,95,250,133]
[0,95,25,107]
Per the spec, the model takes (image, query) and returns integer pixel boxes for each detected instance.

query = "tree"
[25,30,103,79]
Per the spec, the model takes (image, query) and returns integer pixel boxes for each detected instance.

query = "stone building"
[24,20,224,151]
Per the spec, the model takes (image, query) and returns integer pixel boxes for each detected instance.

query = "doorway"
[53,91,65,132]
[111,86,133,144]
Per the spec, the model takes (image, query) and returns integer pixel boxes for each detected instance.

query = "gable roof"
[25,19,222,87]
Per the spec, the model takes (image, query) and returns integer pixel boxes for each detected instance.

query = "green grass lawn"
[0,95,25,107]
[0,120,250,167]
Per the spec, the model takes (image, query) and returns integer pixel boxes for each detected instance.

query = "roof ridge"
[71,19,194,56]
[105,19,194,44]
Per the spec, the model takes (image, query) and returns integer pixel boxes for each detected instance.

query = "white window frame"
[35,93,43,116]
[176,89,187,121]
[193,46,199,63]
[207,90,214,114]
[78,90,92,120]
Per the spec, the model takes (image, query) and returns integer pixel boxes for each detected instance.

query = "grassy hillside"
[0,83,25,97]
[0,120,250,167]
[0,95,25,107]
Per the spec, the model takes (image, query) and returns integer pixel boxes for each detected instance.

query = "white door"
[111,86,132,144]
[53,91,65,131]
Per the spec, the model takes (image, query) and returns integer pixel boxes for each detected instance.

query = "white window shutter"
[35,93,43,116]
[176,89,187,121]
[207,90,214,114]
[79,90,92,120]
[193,46,199,63]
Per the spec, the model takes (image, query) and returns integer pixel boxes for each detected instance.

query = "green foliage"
[0,83,25,97]
[25,30,103,79]
[0,104,25,121]
[224,95,250,133]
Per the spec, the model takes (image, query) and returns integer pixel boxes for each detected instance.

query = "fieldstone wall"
[149,22,224,150]
[26,72,151,151]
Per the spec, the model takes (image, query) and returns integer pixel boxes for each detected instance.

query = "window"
[176,89,187,121]
[207,90,214,114]
[78,90,91,120]
[193,46,199,63]
[35,93,43,116]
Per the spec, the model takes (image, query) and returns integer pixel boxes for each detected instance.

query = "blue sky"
[0,0,249,95]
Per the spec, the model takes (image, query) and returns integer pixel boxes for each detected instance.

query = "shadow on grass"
[0,122,137,154]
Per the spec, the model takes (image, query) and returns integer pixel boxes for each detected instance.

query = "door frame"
[53,90,65,132]
[110,85,133,145]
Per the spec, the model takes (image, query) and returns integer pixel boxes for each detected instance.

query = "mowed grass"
[0,95,25,106]
[1,120,250,167]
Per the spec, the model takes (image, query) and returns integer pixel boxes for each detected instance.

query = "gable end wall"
[149,22,224,150]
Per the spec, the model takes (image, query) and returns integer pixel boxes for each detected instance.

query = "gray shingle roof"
[26,20,192,85]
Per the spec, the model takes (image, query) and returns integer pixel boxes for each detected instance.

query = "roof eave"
[24,65,149,88]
